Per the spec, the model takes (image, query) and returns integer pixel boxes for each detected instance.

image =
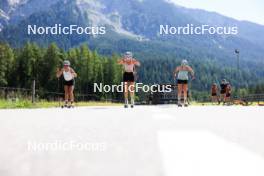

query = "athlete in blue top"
[174,60,195,107]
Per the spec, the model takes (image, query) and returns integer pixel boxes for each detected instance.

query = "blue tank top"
[177,70,189,80]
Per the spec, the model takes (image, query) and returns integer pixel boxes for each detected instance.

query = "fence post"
[32,80,36,104]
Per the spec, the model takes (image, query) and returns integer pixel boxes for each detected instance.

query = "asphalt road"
[0,106,264,176]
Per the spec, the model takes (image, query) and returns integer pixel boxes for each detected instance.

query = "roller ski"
[124,104,134,108]
[124,99,129,108]
[61,102,68,109]
[61,105,74,109]
[68,102,75,108]
[124,99,135,108]
[61,101,74,109]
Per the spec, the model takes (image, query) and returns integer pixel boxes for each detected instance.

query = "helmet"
[222,79,227,83]
[63,60,71,66]
[181,59,188,66]
[124,51,133,58]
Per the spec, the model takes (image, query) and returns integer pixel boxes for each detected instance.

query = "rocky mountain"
[0,0,264,65]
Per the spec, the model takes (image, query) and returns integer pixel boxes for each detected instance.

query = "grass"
[0,99,121,109]
[0,99,263,109]
[191,101,264,106]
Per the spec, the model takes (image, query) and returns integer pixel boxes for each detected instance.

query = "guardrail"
[234,94,264,106]
[0,86,121,103]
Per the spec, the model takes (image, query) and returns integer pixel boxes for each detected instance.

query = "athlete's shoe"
[178,104,183,107]
[124,104,128,108]
[62,104,68,108]
[184,104,188,107]
[68,104,74,108]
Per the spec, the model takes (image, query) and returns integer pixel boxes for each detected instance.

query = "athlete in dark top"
[220,79,228,104]
[225,83,232,105]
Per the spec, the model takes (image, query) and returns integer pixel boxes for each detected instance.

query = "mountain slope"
[0,0,264,66]
[0,0,264,89]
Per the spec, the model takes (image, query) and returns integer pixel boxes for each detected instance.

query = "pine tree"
[39,43,62,91]
[0,43,14,86]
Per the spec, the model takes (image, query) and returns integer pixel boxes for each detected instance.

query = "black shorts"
[212,93,217,96]
[123,72,135,82]
[177,80,188,84]
[220,90,226,94]
[226,93,231,98]
[64,79,74,86]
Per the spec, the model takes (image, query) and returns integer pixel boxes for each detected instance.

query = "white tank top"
[63,70,73,81]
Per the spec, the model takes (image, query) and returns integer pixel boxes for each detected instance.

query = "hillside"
[0,0,264,90]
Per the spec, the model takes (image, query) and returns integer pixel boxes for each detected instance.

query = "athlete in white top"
[174,59,195,107]
[56,60,77,107]
[63,70,74,81]
[118,51,140,108]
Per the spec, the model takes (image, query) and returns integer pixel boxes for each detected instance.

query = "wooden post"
[32,80,36,104]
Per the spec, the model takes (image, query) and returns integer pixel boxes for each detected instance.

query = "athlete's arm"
[70,68,77,78]
[56,68,63,78]
[133,59,140,66]
[118,58,125,65]
[187,66,195,79]
[228,85,232,93]
[174,67,180,78]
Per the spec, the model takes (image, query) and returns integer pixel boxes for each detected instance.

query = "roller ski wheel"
[131,104,134,108]
[124,104,128,108]
[68,105,74,108]
[61,104,68,109]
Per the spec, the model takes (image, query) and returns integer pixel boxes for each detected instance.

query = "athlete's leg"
[223,94,227,105]
[69,86,74,104]
[177,84,183,104]
[129,82,135,106]
[217,95,220,104]
[214,96,218,103]
[225,94,231,105]
[64,85,69,106]
[183,84,188,105]
[212,96,218,104]
[224,96,228,105]
[124,82,129,106]
[220,94,225,103]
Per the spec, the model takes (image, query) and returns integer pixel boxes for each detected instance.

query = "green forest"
[0,42,264,103]
[0,42,124,101]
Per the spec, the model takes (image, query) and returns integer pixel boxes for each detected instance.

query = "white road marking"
[0,106,264,176]
[158,130,264,176]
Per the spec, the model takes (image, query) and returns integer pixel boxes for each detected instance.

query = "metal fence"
[0,87,32,102]
[0,86,122,104]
